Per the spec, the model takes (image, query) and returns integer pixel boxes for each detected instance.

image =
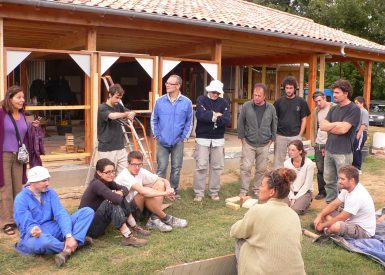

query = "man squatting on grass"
[313,165,376,239]
[115,151,188,232]
[14,166,94,267]
[79,158,150,248]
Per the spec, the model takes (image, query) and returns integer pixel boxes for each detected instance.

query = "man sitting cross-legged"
[313,165,375,239]
[115,151,188,232]
[79,158,149,248]
[14,166,95,267]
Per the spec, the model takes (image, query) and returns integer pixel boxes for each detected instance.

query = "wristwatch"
[65,233,73,239]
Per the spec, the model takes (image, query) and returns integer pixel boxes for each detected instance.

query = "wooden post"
[0,18,4,99]
[298,63,304,97]
[86,28,97,156]
[306,55,317,140]
[261,65,266,84]
[363,61,372,105]
[211,40,222,80]
[247,65,252,99]
[319,54,326,92]
[231,65,240,129]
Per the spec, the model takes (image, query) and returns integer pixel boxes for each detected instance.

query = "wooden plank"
[223,54,311,66]
[0,17,4,99]
[363,61,372,106]
[247,65,252,99]
[352,61,365,77]
[231,65,240,129]
[25,105,90,111]
[5,46,92,55]
[306,55,317,140]
[261,64,266,84]
[211,40,222,80]
[298,63,304,97]
[149,42,211,57]
[319,54,325,92]
[41,153,90,161]
[163,254,237,275]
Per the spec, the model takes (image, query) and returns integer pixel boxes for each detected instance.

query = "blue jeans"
[323,151,353,203]
[156,140,184,192]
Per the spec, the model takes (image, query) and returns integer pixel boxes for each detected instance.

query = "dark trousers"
[314,144,326,195]
[352,131,367,170]
[87,200,130,238]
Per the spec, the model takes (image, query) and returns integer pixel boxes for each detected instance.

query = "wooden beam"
[363,61,372,106]
[211,40,222,80]
[247,65,252,99]
[261,65,266,84]
[231,65,240,129]
[223,54,311,66]
[306,55,317,140]
[0,17,4,99]
[319,54,325,92]
[298,63,304,97]
[352,61,365,77]
[86,28,97,157]
[149,42,211,57]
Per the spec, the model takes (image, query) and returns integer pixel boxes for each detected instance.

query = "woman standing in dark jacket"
[0,85,40,235]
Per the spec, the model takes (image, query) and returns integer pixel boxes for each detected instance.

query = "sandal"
[3,224,15,235]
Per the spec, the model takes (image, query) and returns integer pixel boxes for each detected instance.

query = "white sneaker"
[163,215,188,228]
[146,218,172,232]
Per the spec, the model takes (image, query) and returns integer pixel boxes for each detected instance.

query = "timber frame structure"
[1,0,385,163]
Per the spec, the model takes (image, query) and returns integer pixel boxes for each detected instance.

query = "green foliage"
[247,0,385,99]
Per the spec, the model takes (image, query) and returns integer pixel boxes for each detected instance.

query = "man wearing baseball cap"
[13,166,94,267]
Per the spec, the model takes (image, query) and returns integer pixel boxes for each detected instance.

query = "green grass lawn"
[1,173,385,275]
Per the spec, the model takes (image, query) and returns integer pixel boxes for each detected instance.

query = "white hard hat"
[27,166,51,183]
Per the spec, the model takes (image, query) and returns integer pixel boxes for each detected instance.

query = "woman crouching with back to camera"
[230,168,305,275]
[0,85,40,236]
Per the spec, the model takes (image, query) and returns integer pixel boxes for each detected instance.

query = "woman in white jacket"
[284,139,314,215]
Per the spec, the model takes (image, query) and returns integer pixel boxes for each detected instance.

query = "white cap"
[205,80,224,94]
[27,166,51,183]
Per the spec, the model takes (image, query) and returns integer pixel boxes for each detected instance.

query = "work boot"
[54,249,71,267]
[146,217,172,232]
[315,193,326,200]
[121,234,148,247]
[162,215,188,228]
[131,225,151,237]
[84,236,94,246]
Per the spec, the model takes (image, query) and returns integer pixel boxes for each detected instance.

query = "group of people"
[231,77,376,274]
[0,74,376,272]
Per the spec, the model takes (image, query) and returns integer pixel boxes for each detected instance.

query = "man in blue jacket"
[193,80,230,202]
[14,166,94,267]
[151,75,193,198]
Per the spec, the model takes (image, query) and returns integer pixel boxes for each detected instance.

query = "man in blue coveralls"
[14,166,94,267]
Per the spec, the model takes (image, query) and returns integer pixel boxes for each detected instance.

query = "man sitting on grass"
[313,165,375,239]
[14,166,94,267]
[115,151,188,232]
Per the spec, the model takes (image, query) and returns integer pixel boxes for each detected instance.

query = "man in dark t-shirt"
[97,84,135,174]
[273,76,310,169]
[320,79,360,203]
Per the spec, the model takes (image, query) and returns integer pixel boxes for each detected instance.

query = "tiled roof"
[47,0,385,52]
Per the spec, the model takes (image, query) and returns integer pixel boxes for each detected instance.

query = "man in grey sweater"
[237,83,277,197]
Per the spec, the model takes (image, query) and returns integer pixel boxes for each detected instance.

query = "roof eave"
[3,0,385,58]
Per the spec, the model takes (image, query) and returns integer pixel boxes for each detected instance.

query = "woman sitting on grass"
[230,168,305,275]
[79,158,149,247]
[284,139,314,215]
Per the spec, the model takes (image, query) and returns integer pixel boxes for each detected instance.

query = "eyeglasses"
[102,170,116,175]
[165,82,178,86]
[129,162,143,168]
